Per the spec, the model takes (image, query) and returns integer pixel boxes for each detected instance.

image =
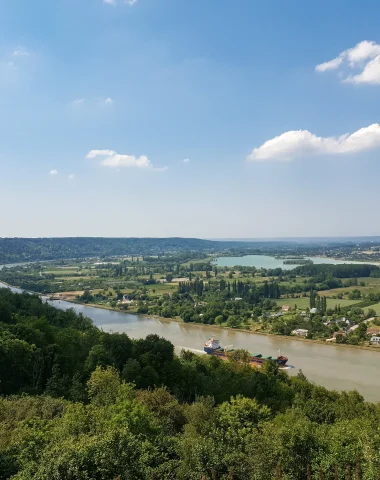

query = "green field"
[276,297,361,310]
[180,256,213,267]
[364,303,380,315]
[145,283,177,296]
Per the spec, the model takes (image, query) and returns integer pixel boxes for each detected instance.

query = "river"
[214,254,380,269]
[1,281,380,401]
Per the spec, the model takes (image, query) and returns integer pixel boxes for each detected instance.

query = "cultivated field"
[276,297,360,310]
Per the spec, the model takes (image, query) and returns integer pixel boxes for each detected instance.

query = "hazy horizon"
[2,235,380,243]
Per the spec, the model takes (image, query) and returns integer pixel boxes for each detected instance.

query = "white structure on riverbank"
[292,328,308,337]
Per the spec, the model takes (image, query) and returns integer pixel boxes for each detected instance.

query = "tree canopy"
[1,288,380,479]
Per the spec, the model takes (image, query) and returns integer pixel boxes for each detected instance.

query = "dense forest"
[1,289,380,479]
[0,237,230,263]
[2,236,380,264]
[290,263,380,278]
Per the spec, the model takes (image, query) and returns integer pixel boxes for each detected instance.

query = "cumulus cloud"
[87,149,166,171]
[182,158,190,163]
[345,56,380,85]
[49,169,58,175]
[316,40,380,84]
[315,56,343,72]
[104,97,113,105]
[87,149,116,159]
[248,124,380,162]
[68,174,75,180]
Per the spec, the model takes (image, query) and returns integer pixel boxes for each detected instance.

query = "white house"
[370,336,380,345]
[292,328,308,337]
[365,317,375,324]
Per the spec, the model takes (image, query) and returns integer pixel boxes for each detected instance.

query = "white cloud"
[316,40,380,84]
[345,56,380,85]
[68,174,75,180]
[346,41,380,66]
[72,98,85,106]
[49,169,58,175]
[87,149,116,159]
[315,56,343,72]
[72,98,113,107]
[87,149,167,170]
[182,158,190,163]
[104,0,137,5]
[248,124,380,162]
[13,48,30,57]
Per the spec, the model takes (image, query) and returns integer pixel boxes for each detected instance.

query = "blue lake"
[214,255,380,269]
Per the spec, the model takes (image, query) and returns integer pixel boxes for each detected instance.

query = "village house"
[348,324,359,332]
[122,295,134,304]
[364,317,375,324]
[292,328,308,337]
[367,327,380,337]
[370,336,380,345]
[282,305,291,312]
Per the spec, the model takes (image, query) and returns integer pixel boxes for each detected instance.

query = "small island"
[283,259,314,265]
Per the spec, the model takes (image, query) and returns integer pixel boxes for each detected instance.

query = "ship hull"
[204,347,288,366]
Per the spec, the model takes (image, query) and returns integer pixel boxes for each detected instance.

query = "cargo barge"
[204,338,288,367]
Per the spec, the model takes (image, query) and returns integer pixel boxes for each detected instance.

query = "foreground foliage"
[1,289,380,479]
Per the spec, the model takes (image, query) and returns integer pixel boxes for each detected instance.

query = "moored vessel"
[204,338,288,367]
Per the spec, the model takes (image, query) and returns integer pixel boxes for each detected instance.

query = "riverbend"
[2,280,380,401]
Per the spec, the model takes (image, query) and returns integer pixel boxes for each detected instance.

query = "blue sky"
[1,0,380,238]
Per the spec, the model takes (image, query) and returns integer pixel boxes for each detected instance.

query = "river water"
[215,254,380,269]
[1,280,380,401]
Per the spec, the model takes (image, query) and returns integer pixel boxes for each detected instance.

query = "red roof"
[367,327,380,336]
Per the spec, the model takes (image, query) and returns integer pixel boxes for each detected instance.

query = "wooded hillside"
[0,288,379,479]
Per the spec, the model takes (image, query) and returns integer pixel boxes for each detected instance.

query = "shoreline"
[2,280,379,353]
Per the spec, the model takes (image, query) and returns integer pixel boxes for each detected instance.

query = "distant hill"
[2,236,380,264]
[0,237,248,263]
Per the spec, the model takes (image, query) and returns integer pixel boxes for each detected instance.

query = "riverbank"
[2,280,379,353]
[48,292,380,353]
